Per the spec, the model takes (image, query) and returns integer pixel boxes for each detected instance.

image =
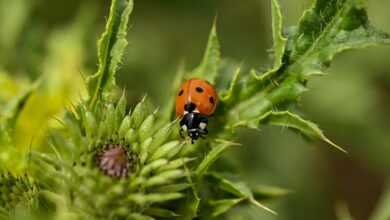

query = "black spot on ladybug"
[178,90,184,96]
[209,97,215,104]
[195,87,204,93]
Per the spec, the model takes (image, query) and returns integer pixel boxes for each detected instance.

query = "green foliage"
[30,96,192,219]
[178,0,390,157]
[220,0,390,138]
[257,111,346,152]
[253,0,286,81]
[0,3,95,174]
[177,0,389,217]
[0,173,38,219]
[0,0,33,65]
[88,0,134,110]
[288,0,390,79]
[0,79,39,131]
[0,0,389,219]
[195,141,239,178]
[204,173,278,217]
[0,78,38,173]
[191,20,221,84]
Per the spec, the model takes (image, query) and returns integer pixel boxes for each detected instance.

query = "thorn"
[250,198,277,216]
[51,117,66,126]
[214,138,242,146]
[78,69,87,84]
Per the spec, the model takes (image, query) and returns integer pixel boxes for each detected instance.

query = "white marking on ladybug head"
[199,122,207,130]
[181,125,188,131]
[193,109,200,113]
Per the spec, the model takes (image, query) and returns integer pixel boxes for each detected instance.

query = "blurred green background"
[0,0,389,219]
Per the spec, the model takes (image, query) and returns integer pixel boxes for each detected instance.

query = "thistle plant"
[30,95,193,219]
[0,173,38,219]
[0,0,389,219]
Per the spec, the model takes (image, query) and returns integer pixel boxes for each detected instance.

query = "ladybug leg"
[200,129,208,139]
[179,117,189,139]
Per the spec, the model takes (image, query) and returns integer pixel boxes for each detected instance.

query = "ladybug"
[176,78,218,143]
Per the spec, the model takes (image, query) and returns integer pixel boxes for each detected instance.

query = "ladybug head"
[184,102,197,113]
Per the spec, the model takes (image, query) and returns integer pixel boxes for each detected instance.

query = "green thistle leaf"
[209,198,245,217]
[216,0,390,154]
[177,190,200,220]
[252,185,291,201]
[196,141,239,178]
[253,0,287,81]
[257,111,347,153]
[206,173,249,198]
[288,0,390,78]
[191,20,221,84]
[88,0,134,110]
[160,62,186,123]
[205,173,277,215]
[219,66,241,104]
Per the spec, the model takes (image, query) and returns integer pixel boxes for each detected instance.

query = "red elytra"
[175,78,218,117]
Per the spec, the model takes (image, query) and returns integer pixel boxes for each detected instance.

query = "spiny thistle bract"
[30,95,194,219]
[0,173,38,219]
